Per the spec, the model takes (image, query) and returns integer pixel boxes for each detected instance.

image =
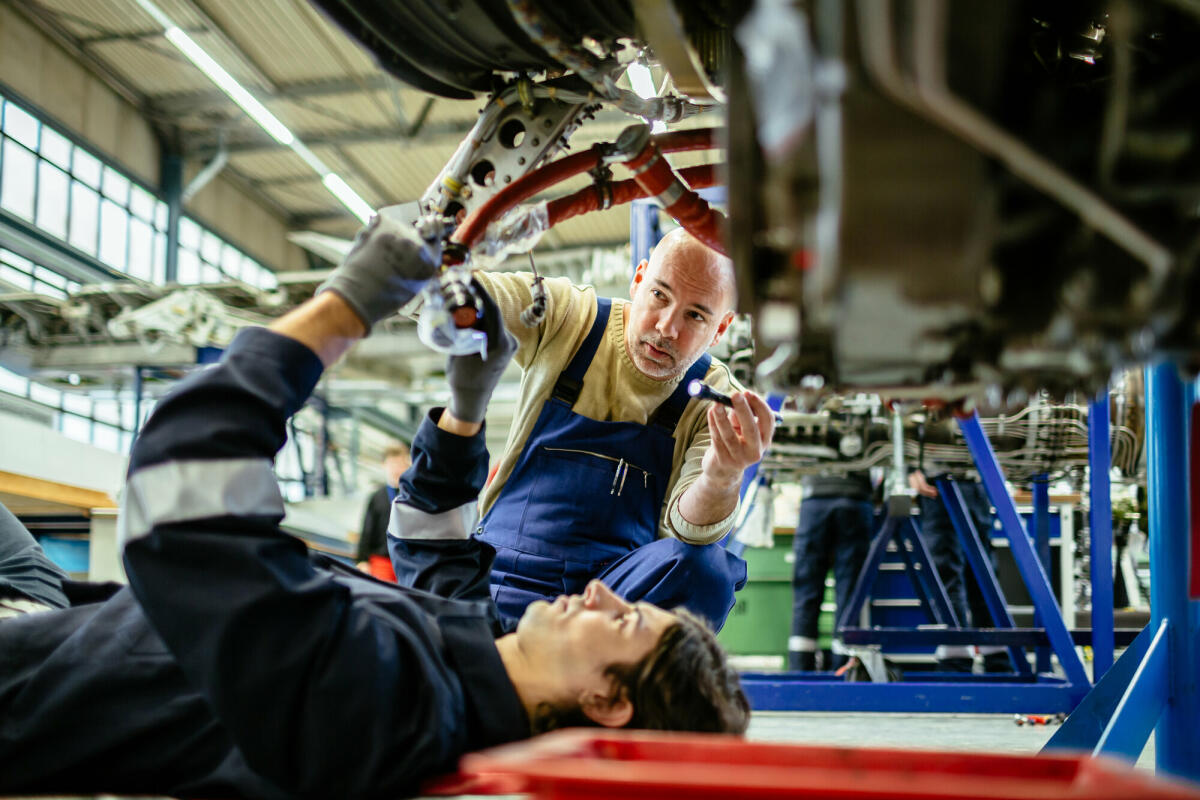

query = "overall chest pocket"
[518,446,660,555]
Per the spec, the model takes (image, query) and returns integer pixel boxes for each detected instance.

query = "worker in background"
[0,216,749,798]
[356,441,411,580]
[789,470,874,671]
[463,227,775,631]
[910,413,1010,673]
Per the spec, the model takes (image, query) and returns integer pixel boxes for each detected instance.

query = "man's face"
[624,234,734,381]
[515,580,676,700]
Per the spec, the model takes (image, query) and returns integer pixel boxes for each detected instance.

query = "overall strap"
[648,353,713,434]
[550,297,612,408]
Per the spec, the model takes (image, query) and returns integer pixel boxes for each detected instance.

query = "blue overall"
[478,298,747,630]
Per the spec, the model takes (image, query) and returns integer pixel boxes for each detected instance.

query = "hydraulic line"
[545,163,719,227]
[449,128,721,260]
[619,126,727,255]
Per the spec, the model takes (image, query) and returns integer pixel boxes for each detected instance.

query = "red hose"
[449,128,721,259]
[546,164,719,227]
[450,144,606,259]
[623,137,726,255]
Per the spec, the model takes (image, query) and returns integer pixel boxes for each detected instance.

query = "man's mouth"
[642,341,674,362]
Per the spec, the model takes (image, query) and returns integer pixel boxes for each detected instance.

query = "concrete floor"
[747,710,1156,767]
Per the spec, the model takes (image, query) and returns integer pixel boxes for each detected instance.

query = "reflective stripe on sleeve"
[788,635,818,653]
[119,458,284,547]
[387,500,479,541]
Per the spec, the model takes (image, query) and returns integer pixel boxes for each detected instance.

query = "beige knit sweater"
[475,270,740,545]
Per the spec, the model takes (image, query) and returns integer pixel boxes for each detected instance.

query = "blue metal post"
[837,515,903,629]
[939,479,1031,676]
[1089,391,1115,679]
[1032,475,1052,674]
[896,518,960,627]
[1093,620,1169,763]
[161,150,183,283]
[1144,363,1200,780]
[629,198,661,271]
[957,412,1090,688]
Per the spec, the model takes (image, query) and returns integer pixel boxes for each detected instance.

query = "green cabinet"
[718,532,835,658]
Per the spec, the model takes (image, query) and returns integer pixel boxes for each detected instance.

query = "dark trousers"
[916,481,996,630]
[790,496,873,670]
[0,502,69,609]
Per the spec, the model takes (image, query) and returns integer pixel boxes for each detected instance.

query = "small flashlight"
[687,380,784,425]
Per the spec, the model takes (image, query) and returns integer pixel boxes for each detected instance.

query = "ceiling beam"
[186,106,639,157]
[185,119,477,156]
[76,25,206,46]
[152,74,398,115]
[173,0,277,90]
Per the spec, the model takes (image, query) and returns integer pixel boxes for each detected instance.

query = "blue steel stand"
[937,478,1033,677]
[960,412,1092,690]
[837,505,960,630]
[1043,368,1200,785]
[1031,474,1053,674]
[741,410,1092,713]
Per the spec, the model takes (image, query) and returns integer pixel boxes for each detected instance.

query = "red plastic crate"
[425,729,1200,799]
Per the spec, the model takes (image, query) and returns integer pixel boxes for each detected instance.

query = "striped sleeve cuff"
[118,457,284,548]
[387,500,479,541]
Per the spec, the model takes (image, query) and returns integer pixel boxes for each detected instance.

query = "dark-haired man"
[0,213,748,799]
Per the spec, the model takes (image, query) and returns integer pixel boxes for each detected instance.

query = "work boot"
[936,656,975,673]
[982,651,1015,674]
[789,651,817,671]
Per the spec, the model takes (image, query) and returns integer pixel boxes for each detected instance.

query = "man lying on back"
[0,212,748,799]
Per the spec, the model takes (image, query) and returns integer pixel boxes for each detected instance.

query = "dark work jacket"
[0,328,527,799]
[357,483,394,561]
[802,471,873,502]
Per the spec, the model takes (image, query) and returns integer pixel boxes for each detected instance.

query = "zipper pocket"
[542,447,651,495]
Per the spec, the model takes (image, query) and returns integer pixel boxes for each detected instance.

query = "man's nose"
[584,580,628,611]
[655,310,679,339]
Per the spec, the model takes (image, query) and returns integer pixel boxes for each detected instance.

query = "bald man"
[429,229,775,631]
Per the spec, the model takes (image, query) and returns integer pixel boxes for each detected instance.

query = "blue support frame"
[1094,620,1169,763]
[1145,365,1200,777]
[1089,392,1115,678]
[938,478,1032,676]
[1031,474,1053,674]
[958,412,1092,688]
[754,411,1097,713]
[837,512,958,630]
[740,672,1084,713]
[1039,368,1200,785]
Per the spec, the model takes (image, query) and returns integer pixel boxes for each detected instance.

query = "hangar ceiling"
[6,0,645,249]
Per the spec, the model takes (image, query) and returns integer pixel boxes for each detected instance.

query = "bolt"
[517,156,526,165]
[531,138,540,147]
[504,175,511,184]
[544,119,553,128]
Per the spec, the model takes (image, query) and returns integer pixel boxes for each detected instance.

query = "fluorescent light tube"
[322,174,374,224]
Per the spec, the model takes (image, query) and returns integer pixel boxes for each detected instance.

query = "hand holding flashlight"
[688,380,784,425]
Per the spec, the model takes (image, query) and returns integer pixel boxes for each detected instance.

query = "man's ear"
[710,311,735,347]
[629,260,649,299]
[579,687,633,728]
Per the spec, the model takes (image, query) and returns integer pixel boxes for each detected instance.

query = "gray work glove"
[446,280,518,423]
[316,205,441,330]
